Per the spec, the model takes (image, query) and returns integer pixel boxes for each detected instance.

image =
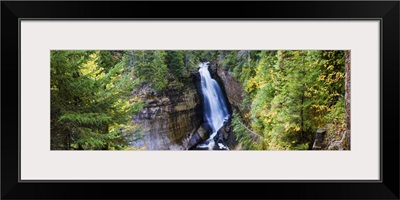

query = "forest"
[51,50,350,150]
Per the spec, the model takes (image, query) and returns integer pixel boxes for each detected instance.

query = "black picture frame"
[1,1,399,199]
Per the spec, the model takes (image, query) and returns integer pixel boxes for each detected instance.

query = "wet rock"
[187,133,203,149]
[197,123,212,139]
[214,132,224,144]
[187,123,213,149]
[201,123,212,134]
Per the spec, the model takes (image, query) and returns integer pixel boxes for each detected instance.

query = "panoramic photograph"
[51,50,350,150]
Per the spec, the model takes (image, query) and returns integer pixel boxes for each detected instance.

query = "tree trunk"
[300,89,304,140]
[345,50,351,150]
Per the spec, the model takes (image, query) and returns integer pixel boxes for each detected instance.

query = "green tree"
[166,50,186,78]
[126,50,168,92]
[228,50,346,150]
[51,50,144,150]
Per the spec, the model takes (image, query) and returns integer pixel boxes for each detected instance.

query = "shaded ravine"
[195,62,231,150]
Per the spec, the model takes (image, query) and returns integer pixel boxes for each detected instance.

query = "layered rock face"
[130,75,203,150]
[130,64,243,150]
[214,64,245,110]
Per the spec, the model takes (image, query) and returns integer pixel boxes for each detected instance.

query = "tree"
[345,50,351,150]
[228,50,346,150]
[51,50,144,150]
[150,50,168,91]
[126,50,168,92]
[166,50,186,78]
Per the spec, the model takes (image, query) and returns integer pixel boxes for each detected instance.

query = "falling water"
[198,62,230,150]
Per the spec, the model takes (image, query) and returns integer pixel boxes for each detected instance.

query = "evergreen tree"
[51,50,347,151]
[166,50,186,78]
[51,50,144,150]
[228,50,346,150]
[127,50,168,92]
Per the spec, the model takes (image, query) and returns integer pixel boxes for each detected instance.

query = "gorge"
[51,50,350,151]
[129,61,236,150]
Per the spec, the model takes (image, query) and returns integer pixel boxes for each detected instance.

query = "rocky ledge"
[130,75,203,150]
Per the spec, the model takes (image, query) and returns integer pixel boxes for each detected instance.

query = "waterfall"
[198,62,230,150]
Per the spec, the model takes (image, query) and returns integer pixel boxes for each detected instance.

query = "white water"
[198,62,230,150]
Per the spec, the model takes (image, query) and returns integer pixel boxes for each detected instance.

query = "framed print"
[2,1,399,200]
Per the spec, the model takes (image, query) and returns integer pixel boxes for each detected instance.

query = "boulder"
[312,128,327,150]
[187,132,204,149]
[187,123,213,149]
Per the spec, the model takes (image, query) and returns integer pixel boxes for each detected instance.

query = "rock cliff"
[213,63,244,110]
[130,75,203,150]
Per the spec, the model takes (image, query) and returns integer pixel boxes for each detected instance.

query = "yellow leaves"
[327,73,333,82]
[284,122,300,132]
[327,65,335,70]
[109,99,132,116]
[285,122,290,132]
[311,104,320,109]
[81,58,98,76]
[304,91,312,98]
[105,82,113,90]
[326,72,345,84]
[130,96,141,103]
[246,63,269,92]
[246,77,266,92]
[319,71,344,85]
[258,82,267,89]
[307,87,319,94]
[245,78,257,93]
[334,72,344,82]
[121,101,130,112]
[97,72,105,79]
[312,104,329,112]
[256,63,264,72]
[269,68,274,74]
[318,74,326,81]
[81,51,106,80]
[258,109,276,125]
[270,111,278,118]
[263,118,272,124]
